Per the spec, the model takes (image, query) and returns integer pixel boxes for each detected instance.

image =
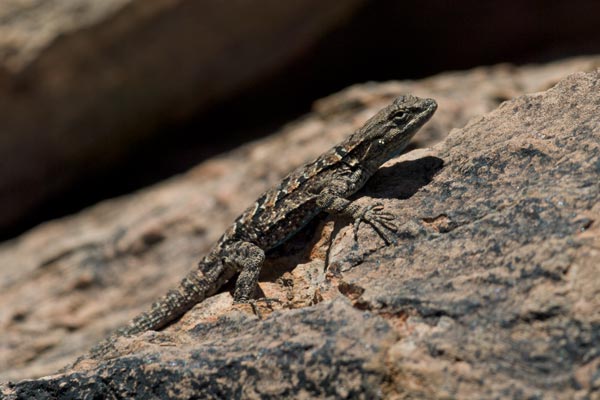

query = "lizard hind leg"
[223,241,266,303]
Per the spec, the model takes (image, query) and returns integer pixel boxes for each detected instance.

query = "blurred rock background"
[1,0,600,240]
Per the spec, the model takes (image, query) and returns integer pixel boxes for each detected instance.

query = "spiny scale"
[114,94,437,337]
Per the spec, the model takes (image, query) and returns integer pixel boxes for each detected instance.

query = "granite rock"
[1,66,600,398]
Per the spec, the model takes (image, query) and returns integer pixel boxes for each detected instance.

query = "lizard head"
[349,94,437,171]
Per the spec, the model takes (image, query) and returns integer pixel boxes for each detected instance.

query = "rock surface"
[1,64,600,398]
[0,0,365,233]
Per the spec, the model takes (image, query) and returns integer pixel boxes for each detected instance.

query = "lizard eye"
[393,111,407,123]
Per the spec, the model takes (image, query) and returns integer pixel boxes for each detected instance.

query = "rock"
[7,301,397,399]
[0,0,366,233]
[1,65,600,398]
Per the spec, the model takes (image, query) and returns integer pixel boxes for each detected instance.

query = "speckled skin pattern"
[121,95,437,335]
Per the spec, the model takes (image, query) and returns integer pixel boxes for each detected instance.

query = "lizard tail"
[119,262,217,335]
[89,262,226,357]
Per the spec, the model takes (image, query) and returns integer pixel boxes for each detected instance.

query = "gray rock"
[7,300,396,399]
[1,65,600,398]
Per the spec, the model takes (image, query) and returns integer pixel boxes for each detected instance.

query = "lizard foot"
[352,202,399,245]
[247,297,282,319]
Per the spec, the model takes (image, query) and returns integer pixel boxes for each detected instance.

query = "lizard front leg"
[222,241,266,302]
[316,190,398,244]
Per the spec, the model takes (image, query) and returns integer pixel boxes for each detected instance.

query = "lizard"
[117,94,437,336]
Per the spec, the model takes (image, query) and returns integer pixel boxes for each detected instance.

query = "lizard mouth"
[425,98,438,112]
[407,99,437,129]
[415,98,437,124]
[417,98,438,117]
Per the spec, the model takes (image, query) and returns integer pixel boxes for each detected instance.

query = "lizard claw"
[352,202,398,245]
[247,297,282,319]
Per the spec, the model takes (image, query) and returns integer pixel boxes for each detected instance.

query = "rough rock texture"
[1,63,600,398]
[0,0,365,232]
